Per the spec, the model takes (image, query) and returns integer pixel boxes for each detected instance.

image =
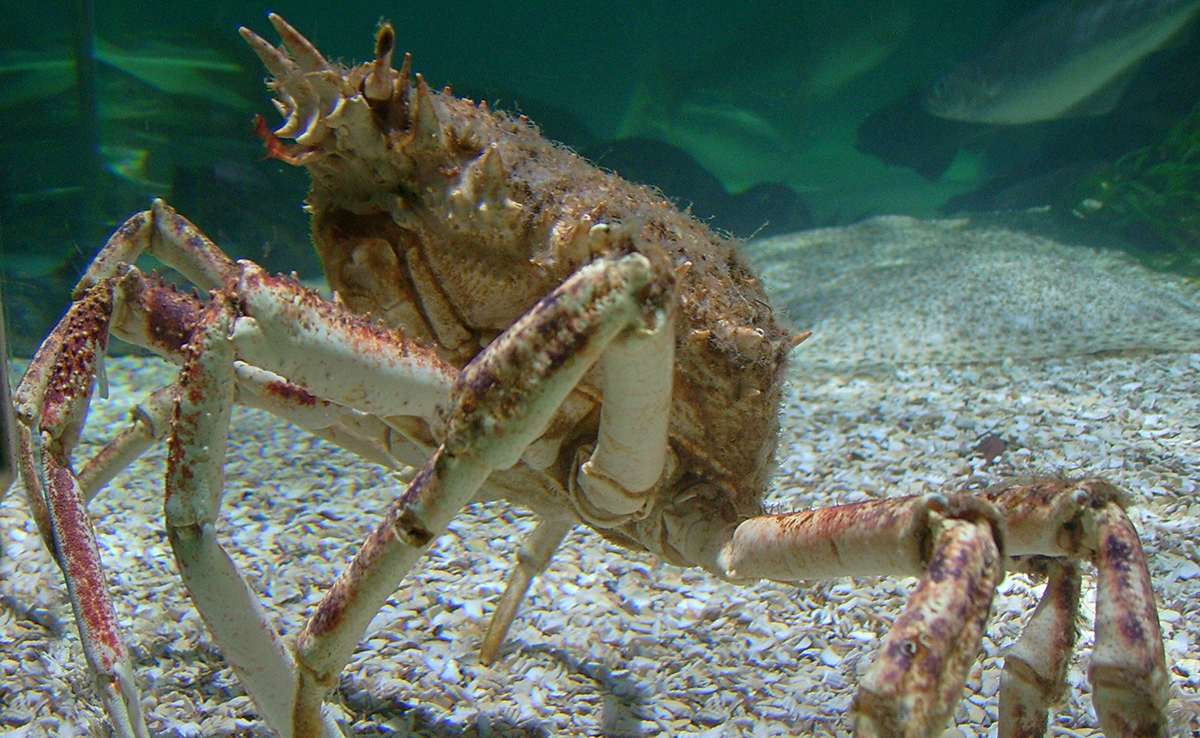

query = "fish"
[618,0,912,193]
[662,0,912,108]
[617,87,798,193]
[924,0,1200,124]
[0,36,255,111]
[583,137,811,237]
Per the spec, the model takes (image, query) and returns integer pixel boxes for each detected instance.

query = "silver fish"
[924,0,1200,124]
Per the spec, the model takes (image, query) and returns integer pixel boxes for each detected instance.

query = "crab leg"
[83,198,235,293]
[227,262,455,419]
[570,301,675,526]
[232,362,423,470]
[13,200,233,442]
[106,264,445,471]
[288,250,675,734]
[853,513,1003,737]
[481,269,677,660]
[12,281,151,738]
[998,558,1080,738]
[717,494,1005,737]
[714,478,1167,737]
[162,291,341,738]
[479,516,573,663]
[985,479,1169,738]
[1087,500,1169,738]
[76,386,176,501]
[11,200,463,737]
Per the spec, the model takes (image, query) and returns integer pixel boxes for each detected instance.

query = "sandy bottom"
[2,353,1199,737]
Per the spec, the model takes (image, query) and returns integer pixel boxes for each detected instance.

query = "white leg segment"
[229,262,455,419]
[999,559,1079,738]
[571,309,674,526]
[287,251,674,734]
[162,293,338,738]
[479,516,573,663]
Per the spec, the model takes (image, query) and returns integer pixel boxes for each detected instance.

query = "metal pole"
[0,281,16,502]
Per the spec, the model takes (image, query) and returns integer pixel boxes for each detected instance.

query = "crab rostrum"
[11,14,1168,738]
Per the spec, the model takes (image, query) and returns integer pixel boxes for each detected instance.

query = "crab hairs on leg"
[287,249,676,734]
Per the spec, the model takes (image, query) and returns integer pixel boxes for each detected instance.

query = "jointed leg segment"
[11,196,1167,738]
[287,249,677,731]
[716,480,1166,738]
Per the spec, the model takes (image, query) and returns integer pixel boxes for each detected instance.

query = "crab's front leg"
[9,201,238,738]
[284,247,676,735]
[988,479,1169,738]
[10,280,151,738]
[713,494,1005,737]
[156,260,463,738]
[157,289,323,736]
[708,479,1167,738]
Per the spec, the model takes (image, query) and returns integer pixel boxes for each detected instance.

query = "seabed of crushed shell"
[2,353,1199,738]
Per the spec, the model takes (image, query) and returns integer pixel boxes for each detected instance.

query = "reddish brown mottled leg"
[852,513,1004,738]
[716,494,1005,738]
[998,559,1080,738]
[987,479,1169,738]
[162,293,341,738]
[288,251,673,734]
[1089,501,1169,738]
[13,282,150,738]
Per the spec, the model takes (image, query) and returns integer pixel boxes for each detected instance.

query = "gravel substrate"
[748,217,1200,369]
[2,352,1199,738]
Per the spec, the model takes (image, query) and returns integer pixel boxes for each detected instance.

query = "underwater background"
[2,0,1200,355]
[3,3,1200,736]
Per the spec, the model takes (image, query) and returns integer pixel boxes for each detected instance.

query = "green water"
[2,0,1199,355]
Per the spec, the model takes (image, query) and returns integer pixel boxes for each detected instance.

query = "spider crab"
[11,14,1168,738]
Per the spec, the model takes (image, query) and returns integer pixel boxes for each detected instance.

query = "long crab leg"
[6,209,253,738]
[483,262,680,660]
[76,386,175,501]
[717,494,1005,737]
[998,558,1080,738]
[12,281,151,738]
[479,515,573,663]
[161,291,340,738]
[569,295,675,526]
[84,198,235,293]
[711,478,1167,738]
[985,479,1168,738]
[11,201,462,738]
[107,264,446,472]
[13,201,235,439]
[287,249,676,735]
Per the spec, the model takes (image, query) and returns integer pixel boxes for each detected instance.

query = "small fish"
[924,0,1200,124]
[0,36,254,111]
